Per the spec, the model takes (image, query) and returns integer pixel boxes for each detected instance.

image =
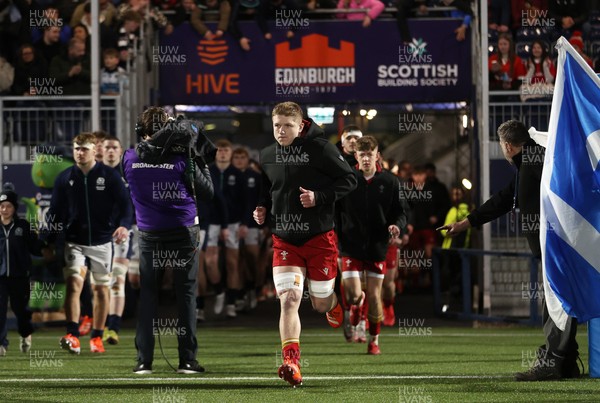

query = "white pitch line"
[28,332,549,340]
[0,375,508,383]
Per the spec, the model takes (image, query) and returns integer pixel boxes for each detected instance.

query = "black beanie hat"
[0,190,18,210]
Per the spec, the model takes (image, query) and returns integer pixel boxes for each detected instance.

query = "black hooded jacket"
[467,138,543,258]
[259,118,357,246]
[338,167,408,262]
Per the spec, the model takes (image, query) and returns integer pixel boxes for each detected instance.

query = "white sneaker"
[0,345,6,356]
[196,309,205,322]
[20,335,32,353]
[214,292,225,315]
[226,304,237,318]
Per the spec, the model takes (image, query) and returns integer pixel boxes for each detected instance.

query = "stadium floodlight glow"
[462,114,468,129]
[366,115,373,120]
[462,178,472,190]
[368,109,377,117]
[342,109,349,116]
[359,109,367,116]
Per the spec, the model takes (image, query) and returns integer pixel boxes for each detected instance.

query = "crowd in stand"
[0,0,480,94]
[486,1,600,97]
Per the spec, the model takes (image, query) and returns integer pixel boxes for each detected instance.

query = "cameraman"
[122,107,214,374]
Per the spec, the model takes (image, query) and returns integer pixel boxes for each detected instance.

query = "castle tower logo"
[274,34,356,93]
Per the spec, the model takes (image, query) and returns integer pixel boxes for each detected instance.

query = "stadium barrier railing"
[432,247,541,326]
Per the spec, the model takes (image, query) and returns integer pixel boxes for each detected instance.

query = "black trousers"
[543,301,578,357]
[0,276,34,346]
[135,225,199,364]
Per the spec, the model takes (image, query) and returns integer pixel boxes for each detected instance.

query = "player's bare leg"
[366,276,384,355]
[274,266,304,387]
[342,274,365,342]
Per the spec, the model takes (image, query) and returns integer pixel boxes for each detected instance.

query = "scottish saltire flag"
[540,37,600,331]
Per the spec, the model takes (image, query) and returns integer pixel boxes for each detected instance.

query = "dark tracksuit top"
[259,118,357,246]
[0,218,43,277]
[208,164,248,226]
[338,167,407,262]
[47,162,133,245]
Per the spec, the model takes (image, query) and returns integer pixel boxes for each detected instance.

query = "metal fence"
[0,96,122,163]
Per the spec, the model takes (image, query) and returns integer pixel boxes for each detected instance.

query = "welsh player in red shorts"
[337,136,407,355]
[253,102,356,387]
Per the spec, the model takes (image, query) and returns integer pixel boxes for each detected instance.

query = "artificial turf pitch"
[0,326,596,402]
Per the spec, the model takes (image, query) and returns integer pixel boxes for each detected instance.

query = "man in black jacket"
[337,136,406,356]
[253,101,356,387]
[440,120,580,381]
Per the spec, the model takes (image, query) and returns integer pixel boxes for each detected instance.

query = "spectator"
[116,10,142,68]
[11,44,47,95]
[35,26,64,65]
[259,0,307,40]
[489,33,527,90]
[548,0,589,35]
[118,0,174,35]
[70,0,118,28]
[228,0,261,51]
[71,23,91,51]
[54,0,86,25]
[1,0,35,64]
[568,31,593,68]
[153,0,179,11]
[48,37,90,95]
[101,48,125,95]
[0,53,14,95]
[394,1,435,44]
[511,0,548,30]
[488,0,510,33]
[441,0,473,41]
[336,0,384,28]
[171,0,230,40]
[31,6,73,45]
[77,2,117,49]
[525,40,556,84]
[0,189,43,356]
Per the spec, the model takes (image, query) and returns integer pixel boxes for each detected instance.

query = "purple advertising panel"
[158,19,471,104]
